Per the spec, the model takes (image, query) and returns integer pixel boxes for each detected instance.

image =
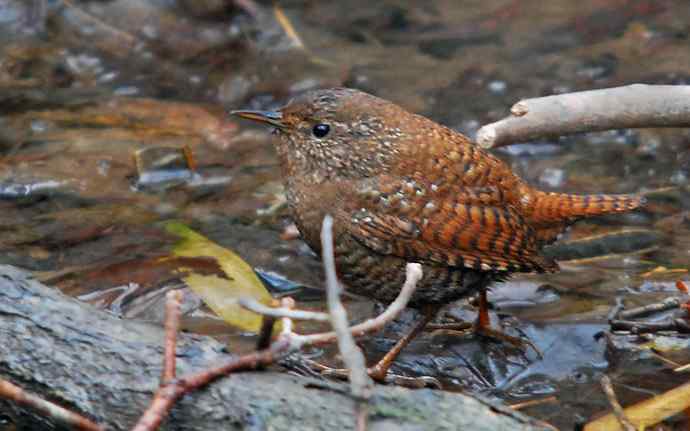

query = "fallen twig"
[321,215,373,431]
[617,297,681,320]
[586,378,690,431]
[509,396,558,410]
[239,297,329,321]
[599,375,635,431]
[674,363,690,373]
[274,4,304,49]
[610,318,690,334]
[477,84,690,148]
[162,290,183,383]
[132,296,297,431]
[0,378,103,431]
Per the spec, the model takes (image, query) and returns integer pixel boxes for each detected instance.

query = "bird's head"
[232,88,407,180]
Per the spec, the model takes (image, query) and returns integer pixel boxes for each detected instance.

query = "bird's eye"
[312,124,330,138]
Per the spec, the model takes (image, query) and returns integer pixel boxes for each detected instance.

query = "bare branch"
[0,378,103,431]
[299,262,423,346]
[238,297,330,321]
[321,215,372,431]
[477,84,690,148]
[132,297,298,431]
[609,318,690,333]
[617,297,680,320]
[509,396,558,410]
[162,290,183,383]
[599,375,635,431]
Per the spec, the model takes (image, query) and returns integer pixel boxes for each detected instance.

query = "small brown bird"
[233,87,644,380]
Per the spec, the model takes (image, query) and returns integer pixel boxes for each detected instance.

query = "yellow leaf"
[164,221,274,333]
[585,380,690,431]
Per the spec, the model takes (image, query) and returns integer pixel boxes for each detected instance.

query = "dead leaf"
[164,221,274,333]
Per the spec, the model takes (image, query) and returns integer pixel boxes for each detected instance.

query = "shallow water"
[1,0,689,429]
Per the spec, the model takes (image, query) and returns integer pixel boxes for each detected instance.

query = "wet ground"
[1,0,689,429]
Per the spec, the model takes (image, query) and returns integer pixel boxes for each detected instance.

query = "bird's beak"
[230,110,286,129]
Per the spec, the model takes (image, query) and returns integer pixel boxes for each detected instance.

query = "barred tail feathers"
[527,191,645,225]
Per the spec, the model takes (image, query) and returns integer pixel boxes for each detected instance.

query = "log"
[0,265,548,431]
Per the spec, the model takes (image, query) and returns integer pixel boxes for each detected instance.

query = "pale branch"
[321,215,373,431]
[238,297,330,321]
[476,84,690,148]
[599,375,635,431]
[609,318,690,333]
[297,262,423,346]
[617,297,681,320]
[162,290,183,383]
[238,263,424,348]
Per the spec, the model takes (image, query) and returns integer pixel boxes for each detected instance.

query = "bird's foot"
[428,287,542,357]
[427,314,542,358]
[473,324,542,358]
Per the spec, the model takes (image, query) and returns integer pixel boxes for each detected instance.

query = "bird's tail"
[527,191,645,225]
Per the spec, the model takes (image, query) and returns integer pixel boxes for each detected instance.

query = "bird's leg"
[474,285,491,330]
[472,286,542,357]
[367,304,440,382]
[424,287,541,357]
[308,305,442,388]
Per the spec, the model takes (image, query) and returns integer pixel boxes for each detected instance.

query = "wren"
[233,87,644,307]
[233,88,645,382]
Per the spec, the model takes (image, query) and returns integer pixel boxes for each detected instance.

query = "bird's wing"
[341,176,557,273]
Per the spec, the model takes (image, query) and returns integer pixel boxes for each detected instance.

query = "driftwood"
[0,265,548,431]
[476,84,690,148]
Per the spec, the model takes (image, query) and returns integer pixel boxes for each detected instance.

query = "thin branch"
[617,297,680,320]
[137,259,423,430]
[132,297,298,431]
[238,297,330,321]
[0,378,103,431]
[298,262,423,346]
[674,363,690,373]
[162,290,183,383]
[238,264,424,347]
[477,84,690,148]
[610,318,690,334]
[509,396,558,410]
[321,215,372,431]
[599,375,635,431]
